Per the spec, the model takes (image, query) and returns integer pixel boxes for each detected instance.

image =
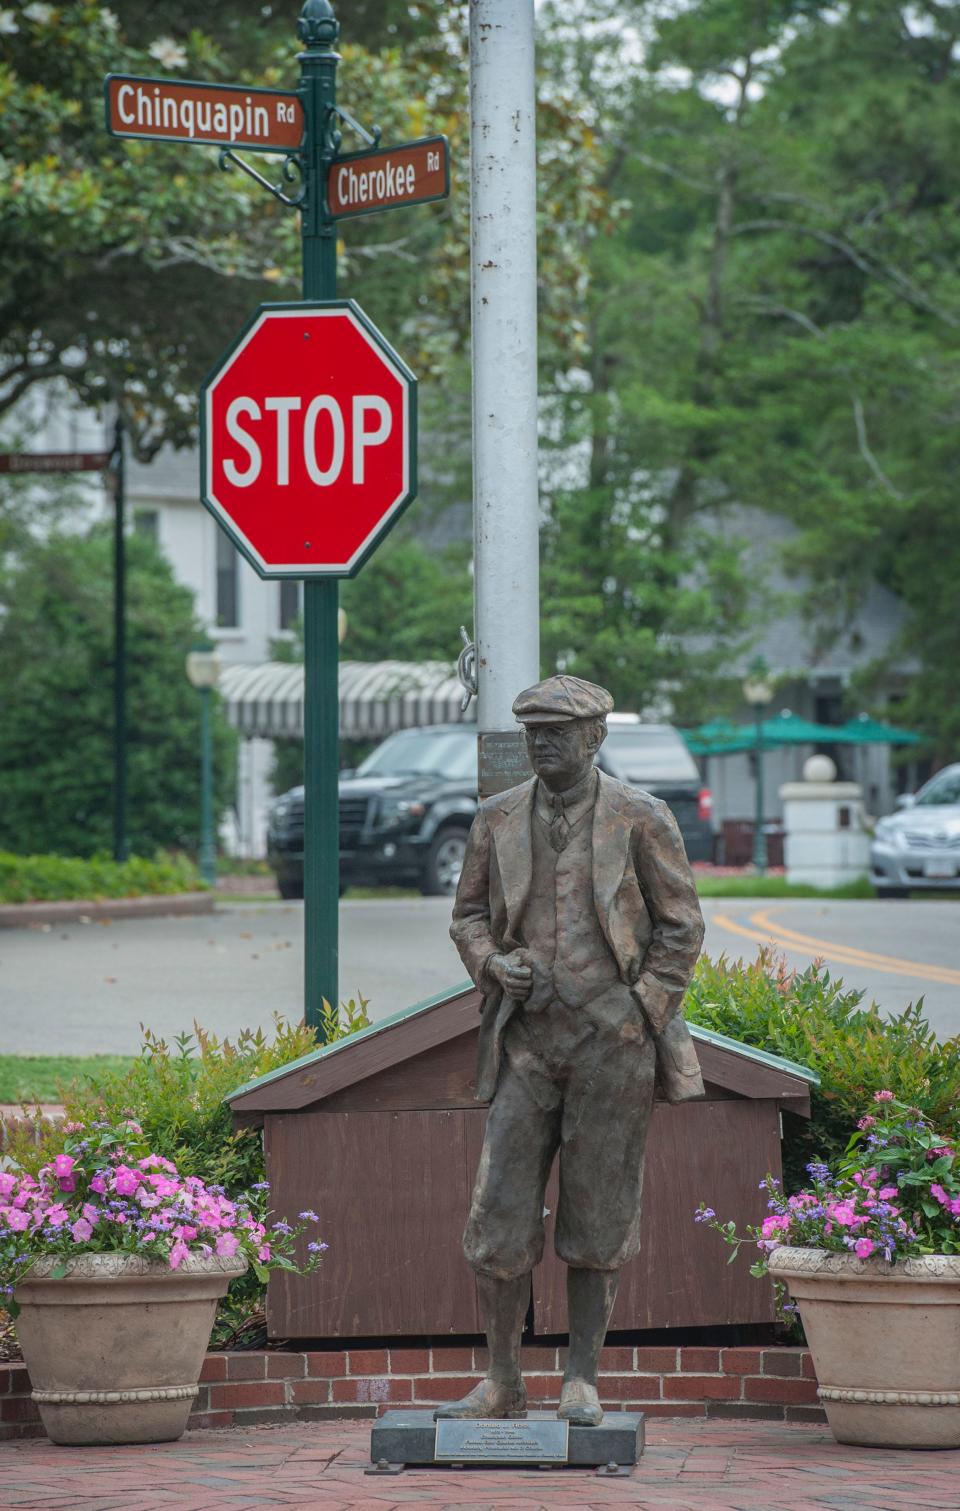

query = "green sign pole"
[112,412,129,864]
[298,0,340,1031]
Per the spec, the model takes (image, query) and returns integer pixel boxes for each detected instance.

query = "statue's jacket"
[451,771,707,1104]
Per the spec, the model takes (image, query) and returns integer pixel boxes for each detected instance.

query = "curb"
[0,892,214,930]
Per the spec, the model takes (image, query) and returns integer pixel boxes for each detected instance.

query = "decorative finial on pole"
[298,0,339,49]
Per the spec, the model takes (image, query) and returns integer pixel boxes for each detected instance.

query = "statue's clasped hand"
[490,949,534,1001]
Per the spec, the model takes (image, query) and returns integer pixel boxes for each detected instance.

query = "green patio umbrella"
[833,714,924,746]
[683,710,842,756]
[684,709,925,757]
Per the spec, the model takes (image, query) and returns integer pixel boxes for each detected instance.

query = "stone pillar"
[779,755,871,888]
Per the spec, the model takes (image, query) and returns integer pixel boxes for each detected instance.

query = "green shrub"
[684,951,960,1190]
[6,999,370,1342]
[0,850,203,903]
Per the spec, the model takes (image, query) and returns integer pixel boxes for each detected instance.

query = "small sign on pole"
[0,451,111,475]
[326,136,449,219]
[104,75,304,153]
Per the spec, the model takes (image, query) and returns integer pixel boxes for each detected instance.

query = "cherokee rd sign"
[200,303,417,578]
[104,75,303,153]
[326,136,449,219]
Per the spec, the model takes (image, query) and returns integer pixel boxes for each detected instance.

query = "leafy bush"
[684,952,960,1190]
[5,1000,370,1341]
[0,851,203,904]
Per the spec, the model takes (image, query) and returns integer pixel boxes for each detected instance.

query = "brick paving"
[3,1418,960,1510]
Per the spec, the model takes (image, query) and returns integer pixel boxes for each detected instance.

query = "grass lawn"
[693,875,876,900]
[0,1055,134,1105]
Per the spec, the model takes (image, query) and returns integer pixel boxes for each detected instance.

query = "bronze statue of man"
[436,674,705,1427]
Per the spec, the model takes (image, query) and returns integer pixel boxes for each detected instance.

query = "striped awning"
[218,660,474,741]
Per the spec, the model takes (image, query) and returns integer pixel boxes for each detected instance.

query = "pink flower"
[57,1176,76,1194]
[857,1115,876,1130]
[878,1186,898,1200]
[146,1174,179,1197]
[873,1089,895,1102]
[169,1240,189,1270]
[53,1155,74,1178]
[82,1203,99,1225]
[45,1204,70,1227]
[257,1244,271,1262]
[829,1202,857,1228]
[113,1166,139,1196]
[4,1208,30,1232]
[930,1184,950,1207]
[138,1190,161,1209]
[215,1232,240,1258]
[0,1173,16,1199]
[89,1173,108,1194]
[854,1238,875,1258]
[70,1218,93,1243]
[761,1215,791,1238]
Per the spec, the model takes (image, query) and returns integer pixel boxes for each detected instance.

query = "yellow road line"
[711,910,960,988]
[750,908,960,986]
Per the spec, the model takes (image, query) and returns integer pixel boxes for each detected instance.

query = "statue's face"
[525,718,602,792]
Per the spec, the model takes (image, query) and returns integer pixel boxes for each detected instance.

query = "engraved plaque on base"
[435,1415,569,1463]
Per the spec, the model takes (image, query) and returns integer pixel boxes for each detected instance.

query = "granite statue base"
[369,1409,644,1472]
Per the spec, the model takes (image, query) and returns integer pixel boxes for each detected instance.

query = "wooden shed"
[227,984,815,1341]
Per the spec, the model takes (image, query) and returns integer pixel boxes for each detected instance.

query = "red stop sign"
[200,301,417,577]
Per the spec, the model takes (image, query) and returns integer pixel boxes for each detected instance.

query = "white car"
[870,764,960,897]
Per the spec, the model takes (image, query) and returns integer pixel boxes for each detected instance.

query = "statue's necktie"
[548,794,570,853]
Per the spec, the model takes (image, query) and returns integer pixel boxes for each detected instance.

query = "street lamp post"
[186,643,221,888]
[742,658,774,875]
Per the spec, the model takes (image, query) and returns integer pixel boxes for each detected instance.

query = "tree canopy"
[535,0,960,743]
[2,0,957,752]
[0,527,236,858]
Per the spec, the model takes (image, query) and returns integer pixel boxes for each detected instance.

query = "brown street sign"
[104,75,303,154]
[326,136,449,220]
[0,451,111,475]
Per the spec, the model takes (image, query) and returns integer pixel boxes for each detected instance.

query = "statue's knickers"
[464,998,657,1278]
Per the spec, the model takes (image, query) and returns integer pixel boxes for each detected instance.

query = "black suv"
[267,725,478,899]
[266,717,712,898]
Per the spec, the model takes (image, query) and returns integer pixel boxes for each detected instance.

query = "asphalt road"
[1,896,958,1056]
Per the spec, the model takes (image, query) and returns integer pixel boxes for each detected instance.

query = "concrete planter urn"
[15,1252,247,1446]
[769,1247,960,1448]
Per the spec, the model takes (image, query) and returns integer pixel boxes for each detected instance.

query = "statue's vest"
[519,806,621,1008]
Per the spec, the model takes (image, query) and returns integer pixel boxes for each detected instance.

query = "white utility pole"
[469,0,540,797]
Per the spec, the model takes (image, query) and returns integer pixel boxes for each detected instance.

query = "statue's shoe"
[557,1377,603,1426]
[433,1377,528,1420]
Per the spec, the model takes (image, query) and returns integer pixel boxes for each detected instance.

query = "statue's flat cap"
[512,675,614,725]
